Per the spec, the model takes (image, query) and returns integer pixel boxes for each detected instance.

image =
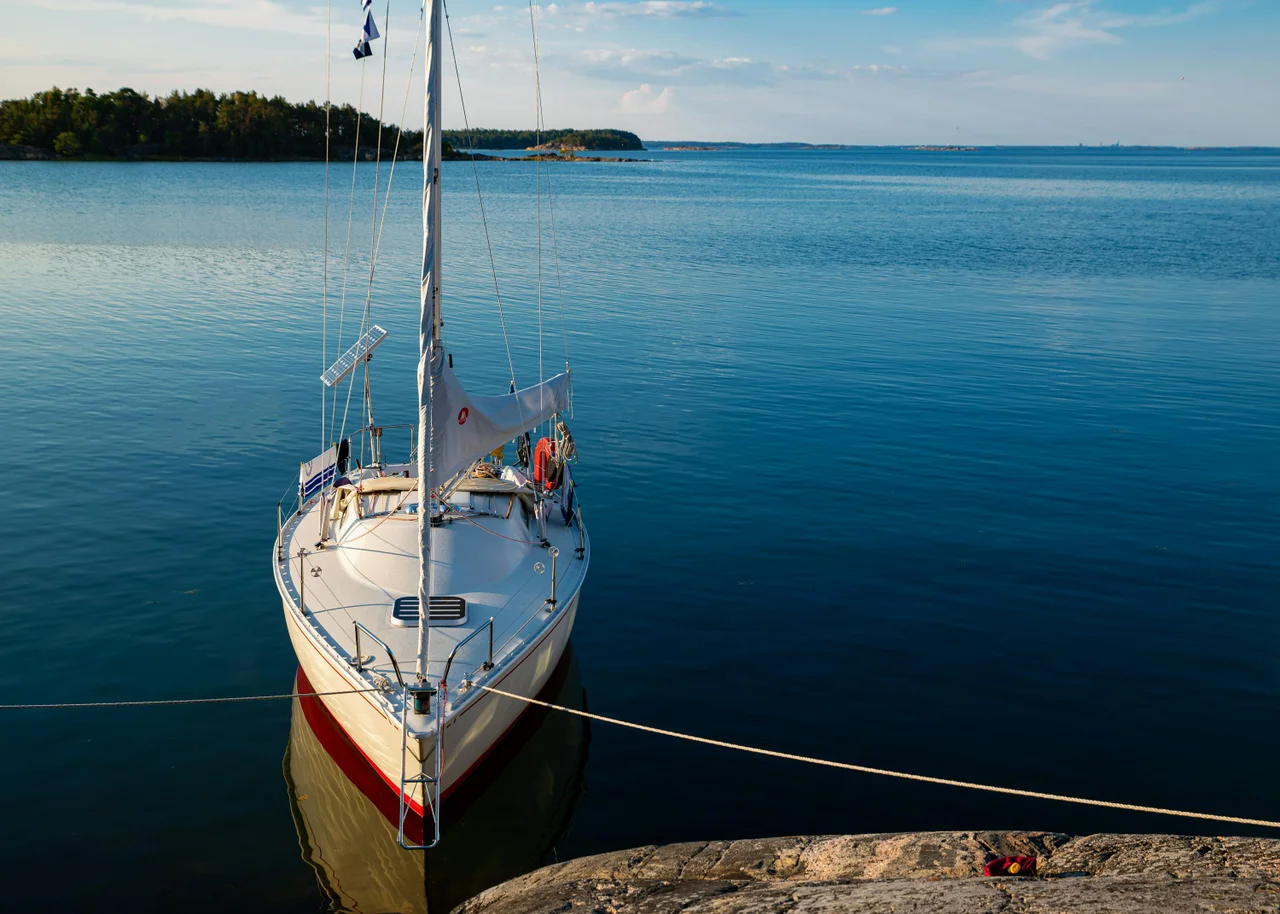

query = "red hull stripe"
[294,599,573,833]
[288,609,427,816]
[435,605,572,796]
[297,667,426,843]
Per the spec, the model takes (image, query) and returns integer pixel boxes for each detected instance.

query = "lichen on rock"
[453,831,1280,914]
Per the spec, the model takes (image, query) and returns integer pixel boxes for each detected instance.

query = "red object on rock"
[984,855,1037,877]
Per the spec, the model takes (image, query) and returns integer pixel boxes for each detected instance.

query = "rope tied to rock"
[478,684,1280,831]
[6,682,1277,830]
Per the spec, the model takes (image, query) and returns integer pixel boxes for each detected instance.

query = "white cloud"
[1015,2,1122,58]
[862,7,897,15]
[580,1,740,18]
[30,0,326,36]
[573,47,909,86]
[575,47,742,83]
[619,83,672,113]
[1098,2,1220,28]
[930,0,1219,60]
[579,48,697,75]
[450,8,518,37]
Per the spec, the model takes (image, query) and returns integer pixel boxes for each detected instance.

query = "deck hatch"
[391,595,467,625]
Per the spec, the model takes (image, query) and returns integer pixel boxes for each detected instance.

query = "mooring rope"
[6,681,1275,830]
[478,684,1280,830]
[0,689,384,710]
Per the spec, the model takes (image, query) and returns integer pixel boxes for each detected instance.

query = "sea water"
[0,147,1277,910]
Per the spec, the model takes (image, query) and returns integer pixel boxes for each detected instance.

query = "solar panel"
[320,325,389,388]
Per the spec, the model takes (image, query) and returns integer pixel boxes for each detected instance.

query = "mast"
[416,0,443,683]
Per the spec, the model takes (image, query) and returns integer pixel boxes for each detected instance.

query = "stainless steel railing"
[350,621,406,689]
[442,617,495,687]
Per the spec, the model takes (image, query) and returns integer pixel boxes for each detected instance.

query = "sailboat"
[273,0,589,849]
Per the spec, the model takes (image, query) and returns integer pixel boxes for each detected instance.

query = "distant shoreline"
[653,142,1279,152]
[4,140,1277,162]
[0,142,646,163]
[0,87,646,162]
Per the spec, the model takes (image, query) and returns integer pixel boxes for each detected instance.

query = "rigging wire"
[368,1,426,277]
[336,0,424,464]
[323,0,332,450]
[331,64,370,445]
[528,0,545,399]
[526,1,572,381]
[544,157,572,380]
[440,0,529,444]
[328,489,414,545]
[451,504,541,546]
[339,0,394,462]
[362,0,397,460]
[443,0,520,391]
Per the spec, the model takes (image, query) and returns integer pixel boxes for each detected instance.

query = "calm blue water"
[1,147,1278,911]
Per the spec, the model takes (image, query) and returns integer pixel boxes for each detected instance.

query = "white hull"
[274,462,589,827]
[281,589,579,811]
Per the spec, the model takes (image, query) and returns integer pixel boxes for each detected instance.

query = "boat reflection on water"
[284,646,590,913]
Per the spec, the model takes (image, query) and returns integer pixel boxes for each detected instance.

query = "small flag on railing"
[300,445,339,500]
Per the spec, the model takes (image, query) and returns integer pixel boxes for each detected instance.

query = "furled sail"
[429,356,569,487]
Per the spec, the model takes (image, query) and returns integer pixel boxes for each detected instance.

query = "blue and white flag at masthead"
[352,0,379,59]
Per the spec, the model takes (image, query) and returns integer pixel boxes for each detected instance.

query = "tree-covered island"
[449,128,642,151]
[0,87,644,160]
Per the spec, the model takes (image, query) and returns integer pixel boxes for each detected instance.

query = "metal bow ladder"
[349,620,444,850]
[398,681,443,850]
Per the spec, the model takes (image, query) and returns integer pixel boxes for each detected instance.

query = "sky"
[4,0,1278,144]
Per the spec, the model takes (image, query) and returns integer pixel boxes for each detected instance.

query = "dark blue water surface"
[1,147,1278,911]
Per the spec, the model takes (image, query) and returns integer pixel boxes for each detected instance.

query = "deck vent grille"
[392,596,466,624]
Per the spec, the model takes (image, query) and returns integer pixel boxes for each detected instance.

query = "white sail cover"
[429,357,569,486]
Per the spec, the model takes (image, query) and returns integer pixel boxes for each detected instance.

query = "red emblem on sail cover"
[457,407,469,425]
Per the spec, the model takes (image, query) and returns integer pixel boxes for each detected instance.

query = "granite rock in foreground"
[454,831,1280,913]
